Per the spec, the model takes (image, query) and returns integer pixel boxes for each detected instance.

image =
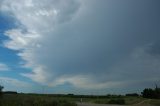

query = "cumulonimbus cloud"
[1,0,160,92]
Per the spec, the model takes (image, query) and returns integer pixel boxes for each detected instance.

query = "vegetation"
[149,99,160,106]
[142,85,160,99]
[126,93,139,97]
[108,98,125,105]
[91,96,146,105]
[0,94,77,106]
[0,84,160,106]
[0,85,4,97]
[0,85,77,106]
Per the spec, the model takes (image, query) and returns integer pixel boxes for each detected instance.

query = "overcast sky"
[0,0,160,94]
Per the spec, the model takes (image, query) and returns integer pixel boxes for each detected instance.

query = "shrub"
[126,93,139,97]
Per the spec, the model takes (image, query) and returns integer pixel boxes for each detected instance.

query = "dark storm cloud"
[146,42,160,56]
[38,0,160,74]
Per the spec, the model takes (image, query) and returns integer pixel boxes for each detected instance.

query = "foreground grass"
[0,94,160,106]
[88,96,160,106]
[0,94,77,106]
[89,96,144,105]
[142,99,160,106]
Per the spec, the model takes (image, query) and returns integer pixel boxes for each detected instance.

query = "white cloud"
[1,0,80,32]
[0,77,31,88]
[21,66,52,84]
[50,75,128,89]
[1,0,84,88]
[4,29,39,50]
[0,63,9,71]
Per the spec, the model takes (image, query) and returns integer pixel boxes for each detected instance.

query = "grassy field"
[80,96,160,106]
[0,94,77,106]
[80,96,144,105]
[0,94,160,106]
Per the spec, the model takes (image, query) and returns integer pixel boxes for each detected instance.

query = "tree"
[0,85,4,97]
[155,84,160,99]
[142,85,160,99]
[142,88,154,98]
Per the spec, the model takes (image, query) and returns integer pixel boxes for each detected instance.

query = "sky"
[0,0,160,95]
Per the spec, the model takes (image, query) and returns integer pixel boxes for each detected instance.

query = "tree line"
[0,84,160,99]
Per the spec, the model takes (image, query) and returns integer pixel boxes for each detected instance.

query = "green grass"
[0,94,160,106]
[0,94,77,106]
[124,96,146,105]
[90,96,160,106]
[148,99,160,106]
[88,96,149,105]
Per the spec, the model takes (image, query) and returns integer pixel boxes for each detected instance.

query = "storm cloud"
[1,0,160,93]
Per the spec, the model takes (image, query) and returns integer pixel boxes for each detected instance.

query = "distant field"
[0,94,160,106]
